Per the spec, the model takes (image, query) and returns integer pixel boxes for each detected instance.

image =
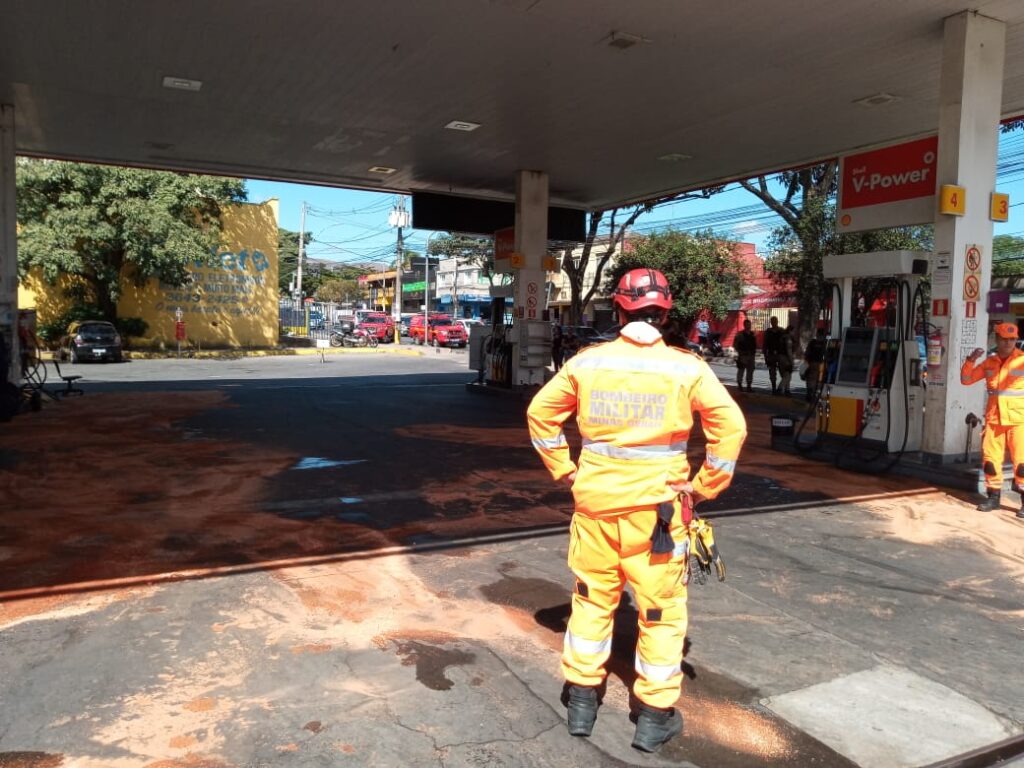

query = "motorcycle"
[329,324,379,348]
[704,332,724,358]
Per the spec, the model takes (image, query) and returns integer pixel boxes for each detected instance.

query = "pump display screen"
[835,327,877,386]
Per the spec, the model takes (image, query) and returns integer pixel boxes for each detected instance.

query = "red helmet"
[613,268,672,312]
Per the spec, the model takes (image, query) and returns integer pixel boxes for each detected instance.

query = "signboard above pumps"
[837,136,938,233]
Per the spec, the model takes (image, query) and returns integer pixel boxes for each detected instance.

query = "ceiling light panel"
[162,76,203,92]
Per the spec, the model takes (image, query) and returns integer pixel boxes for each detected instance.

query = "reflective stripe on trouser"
[981,423,1024,490]
[563,504,689,709]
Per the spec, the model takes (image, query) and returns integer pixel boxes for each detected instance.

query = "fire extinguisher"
[927,329,943,368]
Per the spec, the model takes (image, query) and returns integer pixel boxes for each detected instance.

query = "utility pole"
[452,257,459,318]
[388,197,409,343]
[296,201,307,303]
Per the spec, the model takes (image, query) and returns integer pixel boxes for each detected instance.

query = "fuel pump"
[808,251,930,460]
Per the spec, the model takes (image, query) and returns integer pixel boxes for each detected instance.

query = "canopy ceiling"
[4,1,1024,210]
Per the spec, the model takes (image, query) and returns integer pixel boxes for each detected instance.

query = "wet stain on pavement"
[664,662,859,768]
[0,754,64,768]
[303,720,323,733]
[480,570,854,767]
[383,636,476,691]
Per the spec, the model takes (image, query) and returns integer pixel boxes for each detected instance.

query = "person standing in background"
[802,327,827,402]
[552,324,564,372]
[733,319,757,392]
[762,317,787,395]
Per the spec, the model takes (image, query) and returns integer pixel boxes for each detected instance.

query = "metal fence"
[278,299,351,343]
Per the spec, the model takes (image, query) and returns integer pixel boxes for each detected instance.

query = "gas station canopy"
[3,1,1024,211]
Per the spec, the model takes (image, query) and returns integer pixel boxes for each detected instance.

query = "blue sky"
[247,130,1024,269]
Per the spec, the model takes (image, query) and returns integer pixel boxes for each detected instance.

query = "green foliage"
[427,233,493,279]
[114,316,149,343]
[277,228,312,294]
[603,229,745,326]
[314,278,361,303]
[993,234,1024,276]
[16,159,246,321]
[36,303,106,344]
[765,206,932,299]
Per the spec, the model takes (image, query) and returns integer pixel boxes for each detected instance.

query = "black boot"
[566,684,599,737]
[1017,500,1024,520]
[632,703,683,753]
[976,490,1000,512]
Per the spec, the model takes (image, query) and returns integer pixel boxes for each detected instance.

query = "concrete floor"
[0,353,1021,768]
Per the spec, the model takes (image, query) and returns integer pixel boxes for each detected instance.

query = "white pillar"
[0,104,18,385]
[512,170,549,386]
[923,12,1005,461]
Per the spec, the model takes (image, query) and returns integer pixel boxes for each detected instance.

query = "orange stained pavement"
[0,389,1022,767]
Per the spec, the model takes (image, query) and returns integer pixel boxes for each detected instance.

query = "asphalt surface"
[0,350,1022,768]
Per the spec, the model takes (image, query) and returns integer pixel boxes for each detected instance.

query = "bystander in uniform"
[960,322,1024,518]
[733,319,757,392]
[527,268,746,753]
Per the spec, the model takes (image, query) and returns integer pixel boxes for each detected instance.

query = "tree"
[314,278,361,304]
[992,234,1024,277]
[277,228,313,295]
[556,189,723,325]
[604,229,746,328]
[741,164,932,340]
[427,233,495,283]
[16,159,246,321]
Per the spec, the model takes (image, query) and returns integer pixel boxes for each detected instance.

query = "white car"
[456,319,484,336]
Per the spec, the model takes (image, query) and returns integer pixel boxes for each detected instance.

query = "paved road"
[1,354,1021,768]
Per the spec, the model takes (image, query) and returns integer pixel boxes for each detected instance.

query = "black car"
[57,320,123,363]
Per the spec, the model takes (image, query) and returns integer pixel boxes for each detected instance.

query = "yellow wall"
[20,200,280,348]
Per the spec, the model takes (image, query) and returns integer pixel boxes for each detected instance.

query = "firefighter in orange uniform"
[961,321,1024,518]
[526,268,747,753]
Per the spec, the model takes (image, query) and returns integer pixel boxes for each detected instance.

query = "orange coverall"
[527,323,747,709]
[960,347,1024,491]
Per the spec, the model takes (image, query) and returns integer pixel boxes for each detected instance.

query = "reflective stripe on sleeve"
[582,438,687,460]
[1009,369,1024,377]
[564,630,612,656]
[704,452,736,474]
[531,434,568,451]
[635,655,682,682]
[993,390,1024,397]
[573,356,692,376]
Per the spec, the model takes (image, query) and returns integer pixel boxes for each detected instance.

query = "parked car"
[356,312,395,342]
[456,319,484,336]
[563,325,607,348]
[308,310,325,330]
[409,314,467,347]
[56,320,123,363]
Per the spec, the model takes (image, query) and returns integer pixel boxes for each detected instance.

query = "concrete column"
[512,170,549,386]
[923,12,1005,461]
[0,104,18,385]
